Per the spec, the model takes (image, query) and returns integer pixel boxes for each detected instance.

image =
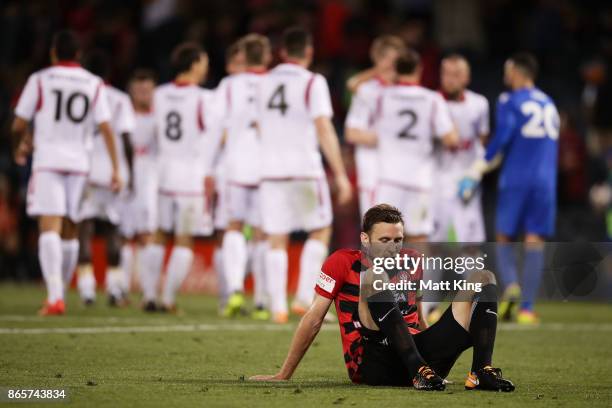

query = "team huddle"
[13,24,559,391]
[12,28,351,323]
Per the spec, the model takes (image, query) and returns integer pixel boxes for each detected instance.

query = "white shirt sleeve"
[14,73,40,121]
[345,85,375,130]
[201,90,224,176]
[432,93,454,139]
[116,95,136,135]
[93,82,111,125]
[308,74,333,120]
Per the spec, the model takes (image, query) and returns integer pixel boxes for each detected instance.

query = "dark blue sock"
[496,243,518,289]
[520,247,545,311]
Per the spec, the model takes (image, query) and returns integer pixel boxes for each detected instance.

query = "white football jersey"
[89,85,136,187]
[153,82,220,194]
[132,110,158,191]
[216,70,265,185]
[14,62,111,173]
[344,77,386,189]
[374,82,454,190]
[435,90,489,197]
[257,63,333,179]
[131,110,156,156]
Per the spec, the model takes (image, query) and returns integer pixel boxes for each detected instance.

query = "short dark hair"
[509,52,538,79]
[281,26,312,58]
[362,204,404,234]
[395,49,421,75]
[83,49,110,79]
[171,42,206,75]
[243,33,270,65]
[129,68,157,84]
[52,30,80,61]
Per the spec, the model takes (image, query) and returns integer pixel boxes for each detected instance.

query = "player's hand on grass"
[248,374,288,382]
[335,174,352,206]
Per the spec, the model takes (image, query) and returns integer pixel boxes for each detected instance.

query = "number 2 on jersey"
[267,84,288,115]
[397,109,418,139]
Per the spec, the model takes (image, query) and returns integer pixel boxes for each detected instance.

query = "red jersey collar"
[440,90,466,101]
[397,80,419,87]
[173,80,194,87]
[246,67,267,74]
[55,60,80,67]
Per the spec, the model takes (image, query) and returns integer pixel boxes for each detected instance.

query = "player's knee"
[468,269,496,286]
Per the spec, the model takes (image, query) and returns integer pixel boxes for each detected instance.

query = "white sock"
[161,246,193,306]
[61,239,79,292]
[222,230,248,294]
[39,232,63,303]
[77,264,97,301]
[105,267,123,299]
[140,243,164,302]
[295,239,328,306]
[120,244,135,293]
[252,241,268,308]
[214,246,228,306]
[266,248,288,314]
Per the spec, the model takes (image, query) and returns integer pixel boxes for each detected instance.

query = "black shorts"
[357,306,472,386]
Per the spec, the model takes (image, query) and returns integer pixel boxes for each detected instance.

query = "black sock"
[367,290,426,379]
[469,283,498,372]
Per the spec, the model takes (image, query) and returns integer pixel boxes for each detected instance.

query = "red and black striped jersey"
[314,248,422,382]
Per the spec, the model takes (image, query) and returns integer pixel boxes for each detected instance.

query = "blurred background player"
[424,54,489,321]
[431,54,488,244]
[142,43,219,312]
[459,53,559,324]
[345,35,405,217]
[373,50,458,242]
[77,50,136,307]
[212,39,246,314]
[216,34,271,319]
[123,69,159,311]
[257,27,352,323]
[11,30,120,315]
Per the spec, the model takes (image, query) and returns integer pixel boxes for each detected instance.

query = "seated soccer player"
[251,204,515,391]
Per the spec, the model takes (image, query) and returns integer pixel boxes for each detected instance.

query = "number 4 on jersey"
[267,84,289,115]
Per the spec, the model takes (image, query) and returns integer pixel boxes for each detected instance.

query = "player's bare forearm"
[99,122,119,171]
[345,127,377,147]
[316,117,352,205]
[315,117,346,177]
[99,121,122,191]
[277,311,323,379]
[11,117,32,165]
[251,295,332,381]
[346,68,376,94]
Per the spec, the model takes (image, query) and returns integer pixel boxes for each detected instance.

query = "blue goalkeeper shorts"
[496,186,556,238]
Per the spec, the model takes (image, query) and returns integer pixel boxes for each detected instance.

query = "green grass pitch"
[0,284,610,407]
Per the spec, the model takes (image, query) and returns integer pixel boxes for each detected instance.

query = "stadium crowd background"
[0,0,610,280]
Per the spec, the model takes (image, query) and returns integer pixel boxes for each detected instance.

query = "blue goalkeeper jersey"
[486,87,559,190]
